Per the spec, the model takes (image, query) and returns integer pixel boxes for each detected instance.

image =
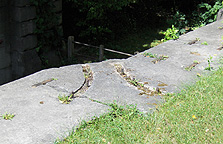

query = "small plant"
[143,52,157,58]
[219,56,223,64]
[128,79,143,87]
[149,25,179,48]
[142,44,149,48]
[160,55,169,60]
[1,112,15,120]
[196,38,200,41]
[205,56,213,71]
[185,61,199,71]
[197,73,201,77]
[201,41,208,45]
[84,73,90,79]
[150,40,162,47]
[160,25,179,41]
[193,60,199,64]
[184,67,191,71]
[198,1,223,25]
[58,94,73,104]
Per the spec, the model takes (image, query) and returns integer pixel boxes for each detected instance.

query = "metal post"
[99,45,104,61]
[68,36,74,62]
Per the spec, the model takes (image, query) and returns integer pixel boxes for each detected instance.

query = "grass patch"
[55,67,223,144]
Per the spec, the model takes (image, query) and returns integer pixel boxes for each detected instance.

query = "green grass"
[55,67,223,144]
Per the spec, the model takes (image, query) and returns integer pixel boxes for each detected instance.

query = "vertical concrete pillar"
[0,0,12,84]
[10,0,41,80]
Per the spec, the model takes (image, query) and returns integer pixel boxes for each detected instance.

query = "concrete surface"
[0,20,223,144]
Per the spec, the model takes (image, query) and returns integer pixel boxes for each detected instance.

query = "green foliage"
[31,0,62,53]
[167,11,188,35]
[58,94,73,104]
[143,52,157,58]
[150,39,162,47]
[205,56,214,71]
[150,25,179,47]
[201,41,208,45]
[160,25,179,41]
[64,0,137,42]
[128,79,144,87]
[198,1,223,25]
[147,1,223,49]
[55,67,223,143]
[219,56,223,64]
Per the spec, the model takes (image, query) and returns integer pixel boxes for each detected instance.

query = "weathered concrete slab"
[0,20,222,144]
[30,65,86,95]
[86,60,163,113]
[123,20,223,93]
[0,65,109,144]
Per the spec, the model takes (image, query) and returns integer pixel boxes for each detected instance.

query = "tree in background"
[63,0,222,45]
[63,0,139,43]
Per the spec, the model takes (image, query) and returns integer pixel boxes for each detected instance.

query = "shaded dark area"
[60,0,222,64]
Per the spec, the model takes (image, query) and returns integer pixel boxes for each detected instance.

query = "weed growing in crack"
[201,41,208,45]
[1,112,15,120]
[185,61,199,71]
[58,94,73,104]
[205,56,213,71]
[128,79,144,87]
[143,52,157,58]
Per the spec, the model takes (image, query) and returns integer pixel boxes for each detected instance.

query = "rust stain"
[190,52,201,56]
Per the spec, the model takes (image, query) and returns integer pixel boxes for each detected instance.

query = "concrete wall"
[10,0,41,81]
[0,0,62,85]
[0,0,12,84]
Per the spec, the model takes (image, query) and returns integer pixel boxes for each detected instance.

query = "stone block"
[12,0,32,7]
[0,21,10,34]
[217,8,223,21]
[0,44,11,69]
[10,35,37,51]
[0,34,5,49]
[0,7,8,22]
[12,6,36,22]
[56,13,62,25]
[0,67,12,85]
[0,0,7,7]
[11,49,41,79]
[53,0,62,13]
[13,20,36,37]
[0,22,6,34]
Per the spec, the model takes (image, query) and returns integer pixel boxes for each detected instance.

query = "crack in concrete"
[217,46,223,50]
[31,78,55,88]
[184,61,200,71]
[188,38,200,45]
[114,64,165,97]
[69,64,93,99]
